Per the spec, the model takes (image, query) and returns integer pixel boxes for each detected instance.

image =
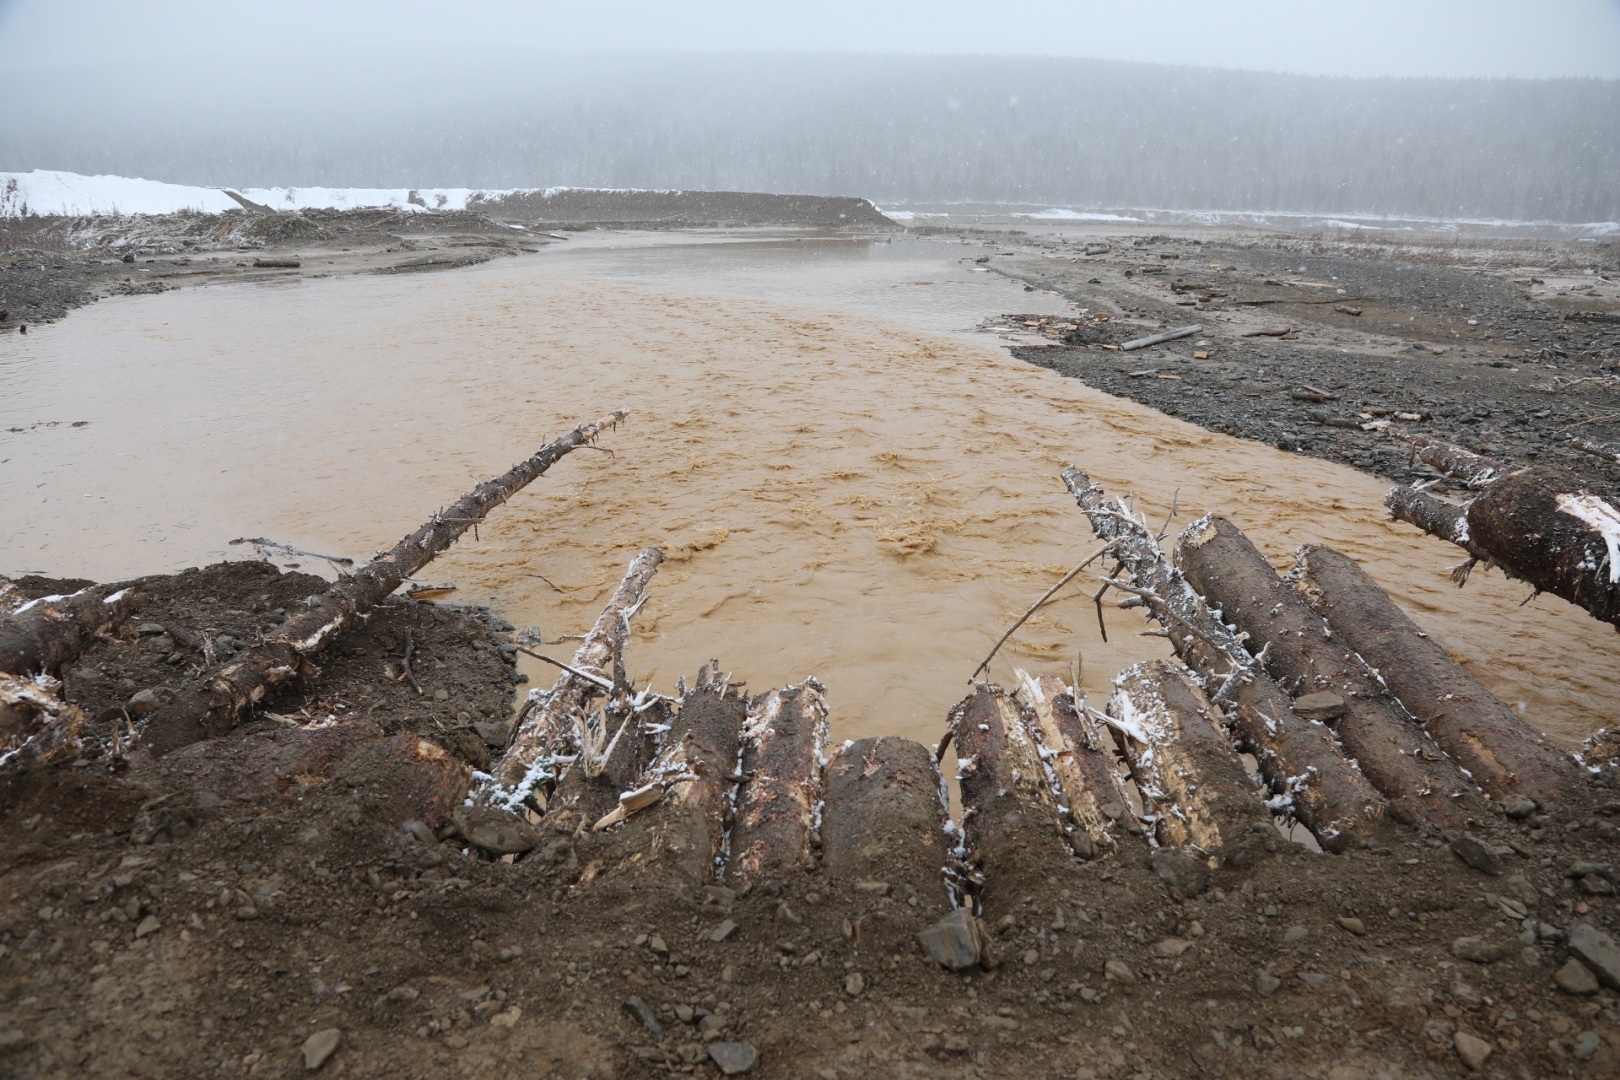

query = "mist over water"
[4,54,1618,222]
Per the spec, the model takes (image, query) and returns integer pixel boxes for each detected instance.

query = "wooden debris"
[1391,432,1507,488]
[1240,327,1292,337]
[1106,661,1275,863]
[141,410,630,755]
[0,671,86,772]
[1385,485,1490,565]
[1062,467,1388,851]
[728,680,829,881]
[1013,672,1133,860]
[1120,324,1202,352]
[0,583,142,677]
[1294,544,1587,810]
[1573,436,1620,464]
[1177,515,1475,827]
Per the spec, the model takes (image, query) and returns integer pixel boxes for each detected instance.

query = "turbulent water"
[1,234,1613,749]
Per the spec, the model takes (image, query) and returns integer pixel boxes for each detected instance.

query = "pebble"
[845,973,865,997]
[1256,974,1281,997]
[1282,925,1309,944]
[451,806,540,855]
[1149,849,1209,898]
[302,1029,341,1071]
[621,996,665,1039]
[1499,794,1538,819]
[1575,1031,1603,1061]
[1554,958,1600,996]
[1449,835,1502,876]
[1336,917,1366,935]
[1453,1030,1492,1071]
[134,915,161,939]
[127,689,165,717]
[916,909,981,971]
[433,689,450,701]
[853,881,890,895]
[1292,691,1346,720]
[1022,948,1040,966]
[1451,936,1506,964]
[1104,959,1136,985]
[135,623,166,635]
[708,1042,758,1075]
[1153,938,1191,958]
[1568,923,1620,989]
[710,920,737,943]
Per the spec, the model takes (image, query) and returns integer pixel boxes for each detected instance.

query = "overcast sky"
[2,0,1619,80]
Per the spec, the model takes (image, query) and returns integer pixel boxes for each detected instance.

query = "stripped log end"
[1013,670,1133,859]
[729,679,829,882]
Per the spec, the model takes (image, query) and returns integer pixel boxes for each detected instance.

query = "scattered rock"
[622,996,665,1039]
[1149,849,1209,898]
[710,920,737,942]
[845,972,865,997]
[472,720,512,748]
[451,806,539,855]
[1568,923,1620,989]
[1336,917,1365,935]
[1499,794,1538,819]
[1575,1031,1603,1061]
[1555,958,1600,996]
[1256,974,1281,997]
[134,915,161,939]
[302,1029,341,1071]
[853,880,890,895]
[1449,835,1502,875]
[1292,692,1346,720]
[1453,1030,1492,1071]
[916,909,981,971]
[489,1006,522,1029]
[1104,959,1136,985]
[708,1042,758,1075]
[1154,938,1192,958]
[1283,925,1309,944]
[1451,937,1506,964]
[127,689,166,717]
[134,623,166,636]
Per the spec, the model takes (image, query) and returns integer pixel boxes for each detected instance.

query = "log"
[1466,467,1620,630]
[1240,327,1292,337]
[1120,324,1201,351]
[950,684,1074,917]
[1385,485,1488,562]
[140,410,628,756]
[0,583,143,677]
[1063,466,1387,851]
[484,544,665,808]
[1293,544,1587,811]
[1573,436,1620,464]
[1391,432,1507,489]
[0,671,86,772]
[728,679,828,882]
[1177,515,1476,827]
[1105,660,1275,863]
[1013,672,1135,859]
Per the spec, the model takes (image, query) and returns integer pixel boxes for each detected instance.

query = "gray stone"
[433,689,450,702]
[853,880,890,895]
[1256,974,1281,996]
[1067,828,1096,859]
[1453,1031,1492,1071]
[1575,1031,1603,1062]
[1568,923,1620,989]
[472,720,512,748]
[916,909,981,972]
[1450,834,1502,875]
[1555,958,1600,996]
[1299,972,1328,990]
[1283,925,1309,944]
[134,915,161,939]
[1149,848,1210,898]
[1499,794,1538,819]
[1581,876,1614,895]
[1022,949,1039,966]
[1104,959,1136,985]
[127,689,166,717]
[845,972,865,997]
[1153,937,1191,958]
[1337,917,1366,935]
[710,920,737,943]
[1570,861,1615,879]
[1292,692,1346,720]
[622,996,665,1039]
[451,806,539,856]
[135,623,166,636]
[708,1042,758,1075]
[302,1029,341,1071]
[1451,936,1507,963]
[698,1013,727,1036]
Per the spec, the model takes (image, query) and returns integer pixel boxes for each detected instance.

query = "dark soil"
[4,562,1620,1080]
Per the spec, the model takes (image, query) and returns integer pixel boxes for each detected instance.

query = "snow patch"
[1022,207,1143,222]
[1557,492,1620,584]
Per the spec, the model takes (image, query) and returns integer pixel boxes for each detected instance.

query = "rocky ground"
[3,563,1620,1080]
[949,230,1620,499]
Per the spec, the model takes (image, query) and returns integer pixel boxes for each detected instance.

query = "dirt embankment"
[964,231,1620,499]
[3,561,1620,1080]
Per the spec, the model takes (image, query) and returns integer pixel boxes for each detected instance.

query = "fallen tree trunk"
[0,584,143,677]
[484,544,665,809]
[728,679,828,883]
[1106,660,1276,865]
[140,409,629,755]
[1014,672,1136,859]
[1293,544,1588,811]
[1573,436,1620,464]
[0,671,86,772]
[1177,515,1476,827]
[1385,485,1489,564]
[1063,467,1388,851]
[1391,432,1507,488]
[1120,324,1201,351]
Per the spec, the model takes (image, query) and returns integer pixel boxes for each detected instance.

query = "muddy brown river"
[1,234,1613,750]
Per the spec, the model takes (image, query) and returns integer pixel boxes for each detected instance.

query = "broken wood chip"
[406,584,457,601]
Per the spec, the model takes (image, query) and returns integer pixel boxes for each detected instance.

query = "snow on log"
[1391,432,1508,488]
[728,679,828,883]
[1106,660,1275,863]
[1385,485,1489,563]
[485,545,664,808]
[950,684,1076,917]
[1013,671,1135,859]
[1177,515,1475,827]
[0,671,86,772]
[1293,544,1587,811]
[0,584,143,677]
[139,410,629,756]
[1062,466,1387,851]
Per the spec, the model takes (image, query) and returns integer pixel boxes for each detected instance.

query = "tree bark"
[1013,672,1136,859]
[1063,466,1388,851]
[1176,515,1476,828]
[1385,485,1488,561]
[1391,432,1508,488]
[140,410,628,755]
[1106,660,1276,863]
[1293,543,1587,812]
[0,584,143,677]
[1573,436,1620,465]
[728,679,828,883]
[484,544,664,807]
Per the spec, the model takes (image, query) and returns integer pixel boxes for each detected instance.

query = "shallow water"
[1,235,1613,749]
